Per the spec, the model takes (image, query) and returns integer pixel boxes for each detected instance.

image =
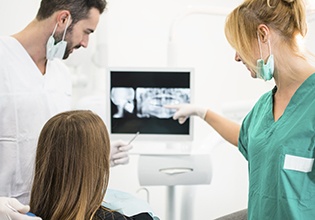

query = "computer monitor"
[106,67,194,143]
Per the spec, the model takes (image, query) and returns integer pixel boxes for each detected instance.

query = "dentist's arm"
[0,197,42,220]
[110,140,133,167]
[165,104,240,147]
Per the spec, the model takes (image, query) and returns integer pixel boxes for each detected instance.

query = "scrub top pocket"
[280,147,315,201]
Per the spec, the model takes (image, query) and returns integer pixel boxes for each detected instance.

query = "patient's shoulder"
[93,206,153,220]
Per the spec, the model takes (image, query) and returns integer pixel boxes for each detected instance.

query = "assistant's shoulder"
[245,88,274,119]
[255,88,274,107]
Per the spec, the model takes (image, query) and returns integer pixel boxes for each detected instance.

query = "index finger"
[163,104,178,109]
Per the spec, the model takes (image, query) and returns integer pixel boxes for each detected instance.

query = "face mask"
[46,15,71,60]
[256,33,274,81]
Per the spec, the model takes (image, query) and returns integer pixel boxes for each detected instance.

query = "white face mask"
[256,32,274,81]
[46,15,71,60]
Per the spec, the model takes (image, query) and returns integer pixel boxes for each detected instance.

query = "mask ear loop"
[257,32,272,61]
[51,23,58,36]
[62,15,71,41]
[257,32,263,59]
[267,39,272,56]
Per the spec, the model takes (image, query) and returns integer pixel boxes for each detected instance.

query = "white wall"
[74,2,274,218]
[5,0,315,220]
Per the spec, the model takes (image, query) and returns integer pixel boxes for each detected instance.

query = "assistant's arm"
[164,104,240,147]
[203,108,240,147]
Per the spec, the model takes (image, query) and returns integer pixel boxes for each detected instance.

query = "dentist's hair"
[30,110,111,220]
[224,0,307,70]
[36,0,107,24]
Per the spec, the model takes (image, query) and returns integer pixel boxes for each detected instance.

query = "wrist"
[203,109,208,121]
[196,107,207,119]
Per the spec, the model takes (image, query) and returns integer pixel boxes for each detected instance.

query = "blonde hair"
[30,110,111,220]
[224,0,307,70]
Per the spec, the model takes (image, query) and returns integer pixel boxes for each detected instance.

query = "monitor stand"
[167,186,176,220]
[138,154,211,220]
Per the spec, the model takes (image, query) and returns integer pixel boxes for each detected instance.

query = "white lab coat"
[0,36,72,204]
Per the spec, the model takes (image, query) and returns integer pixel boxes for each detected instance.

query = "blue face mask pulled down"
[256,33,274,81]
[46,16,71,60]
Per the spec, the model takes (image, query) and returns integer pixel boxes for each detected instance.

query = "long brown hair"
[30,110,111,220]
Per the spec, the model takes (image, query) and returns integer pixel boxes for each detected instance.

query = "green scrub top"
[239,74,315,220]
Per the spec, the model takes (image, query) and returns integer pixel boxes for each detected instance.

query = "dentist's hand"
[0,197,42,220]
[110,140,133,167]
[164,104,207,124]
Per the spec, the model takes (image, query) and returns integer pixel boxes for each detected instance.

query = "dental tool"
[128,131,140,145]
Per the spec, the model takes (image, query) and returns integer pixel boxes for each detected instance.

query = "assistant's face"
[63,8,100,59]
[234,52,257,78]
[234,39,263,80]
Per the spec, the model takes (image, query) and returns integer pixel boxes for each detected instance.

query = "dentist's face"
[55,8,100,59]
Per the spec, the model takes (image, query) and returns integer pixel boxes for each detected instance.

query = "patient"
[29,110,153,220]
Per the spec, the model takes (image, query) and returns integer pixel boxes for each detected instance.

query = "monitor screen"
[106,67,194,142]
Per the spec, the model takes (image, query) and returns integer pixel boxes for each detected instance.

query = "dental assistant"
[0,0,131,212]
[166,0,315,219]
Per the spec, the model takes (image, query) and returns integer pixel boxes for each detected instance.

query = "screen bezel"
[106,67,194,142]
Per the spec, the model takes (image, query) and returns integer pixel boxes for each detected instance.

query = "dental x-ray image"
[111,87,135,118]
[110,87,190,119]
[136,88,190,118]
[108,68,193,135]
